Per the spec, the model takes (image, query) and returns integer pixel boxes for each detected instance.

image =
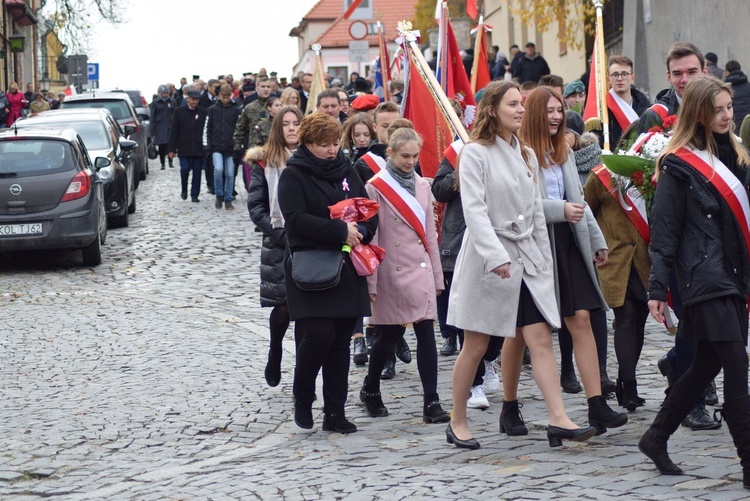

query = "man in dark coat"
[724,60,750,130]
[599,55,651,149]
[513,42,551,84]
[169,88,208,202]
[298,73,312,114]
[150,84,177,169]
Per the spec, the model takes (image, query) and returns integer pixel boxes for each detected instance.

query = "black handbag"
[147,141,158,160]
[291,248,344,291]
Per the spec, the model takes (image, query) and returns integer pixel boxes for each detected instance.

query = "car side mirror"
[94,157,111,170]
[123,125,136,135]
[119,139,138,151]
[137,113,150,122]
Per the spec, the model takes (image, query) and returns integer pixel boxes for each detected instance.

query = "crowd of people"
[0,82,67,127]
[152,39,750,490]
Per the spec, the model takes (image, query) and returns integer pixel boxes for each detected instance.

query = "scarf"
[385,159,416,196]
[286,145,350,182]
[265,148,294,228]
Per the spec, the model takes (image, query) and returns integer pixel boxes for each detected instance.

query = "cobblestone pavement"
[0,158,745,500]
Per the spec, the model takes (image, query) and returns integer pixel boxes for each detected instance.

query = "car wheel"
[128,190,136,214]
[82,235,102,266]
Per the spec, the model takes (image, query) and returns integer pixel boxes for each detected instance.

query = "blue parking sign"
[87,63,99,81]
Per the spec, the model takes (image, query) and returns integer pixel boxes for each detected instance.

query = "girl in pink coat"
[359,128,450,424]
[6,82,27,127]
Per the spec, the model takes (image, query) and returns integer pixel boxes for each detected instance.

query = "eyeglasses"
[609,72,631,80]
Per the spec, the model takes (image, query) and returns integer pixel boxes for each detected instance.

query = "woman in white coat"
[446,81,597,449]
[500,86,627,437]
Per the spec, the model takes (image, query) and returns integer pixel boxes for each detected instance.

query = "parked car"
[110,89,151,140]
[60,91,149,186]
[15,108,138,228]
[0,128,108,266]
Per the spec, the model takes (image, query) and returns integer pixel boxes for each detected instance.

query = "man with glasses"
[605,55,650,148]
[638,42,707,135]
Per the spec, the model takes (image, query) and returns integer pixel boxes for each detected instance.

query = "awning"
[5,0,38,27]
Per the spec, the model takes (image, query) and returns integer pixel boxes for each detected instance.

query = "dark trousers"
[293,317,357,414]
[157,143,169,166]
[368,320,439,399]
[680,339,748,402]
[204,153,214,191]
[179,156,204,198]
[436,271,463,341]
[471,336,503,387]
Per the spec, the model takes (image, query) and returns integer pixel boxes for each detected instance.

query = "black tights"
[269,304,291,355]
[681,339,749,402]
[157,143,169,165]
[559,309,608,374]
[367,320,439,400]
[613,298,649,382]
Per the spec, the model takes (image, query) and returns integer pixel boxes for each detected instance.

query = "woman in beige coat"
[501,87,627,437]
[446,81,596,449]
[360,128,450,425]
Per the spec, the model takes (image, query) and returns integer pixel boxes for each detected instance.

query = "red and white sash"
[442,139,465,169]
[361,151,386,175]
[593,164,650,243]
[675,147,750,254]
[368,169,429,252]
[607,89,640,132]
[647,103,670,124]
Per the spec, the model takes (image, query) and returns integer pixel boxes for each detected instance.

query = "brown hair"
[666,42,705,71]
[264,107,304,167]
[298,112,343,146]
[520,86,569,167]
[388,127,422,152]
[608,55,634,71]
[316,88,341,106]
[386,118,414,138]
[265,96,280,112]
[341,112,374,151]
[657,76,750,178]
[539,74,563,88]
[374,101,400,122]
[219,84,233,97]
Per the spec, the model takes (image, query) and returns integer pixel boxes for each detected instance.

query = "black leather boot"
[638,381,702,475]
[621,380,640,412]
[600,365,616,396]
[364,325,376,354]
[322,413,357,434]
[352,336,368,366]
[560,366,583,394]
[722,395,750,490]
[588,395,628,435]
[499,400,528,436]
[395,336,412,364]
[360,376,388,417]
[423,394,450,424]
[705,379,719,406]
[264,347,282,387]
[381,352,396,380]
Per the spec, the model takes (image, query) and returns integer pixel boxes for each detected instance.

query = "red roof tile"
[314,0,417,49]
[304,0,341,20]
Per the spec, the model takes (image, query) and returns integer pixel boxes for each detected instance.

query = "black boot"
[621,380,640,412]
[264,347,282,387]
[360,376,388,417]
[705,379,719,406]
[294,400,314,429]
[600,365,616,396]
[381,352,396,380]
[638,381,702,475]
[499,400,528,436]
[364,325,376,354]
[322,412,357,434]
[588,395,628,435]
[423,394,450,424]
[395,336,412,364]
[352,336,368,366]
[722,395,750,490]
[560,366,583,394]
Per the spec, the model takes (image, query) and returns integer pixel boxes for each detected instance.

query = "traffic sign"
[348,40,370,63]
[87,63,99,81]
[349,20,368,40]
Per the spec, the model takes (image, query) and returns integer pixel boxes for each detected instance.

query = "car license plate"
[0,223,43,236]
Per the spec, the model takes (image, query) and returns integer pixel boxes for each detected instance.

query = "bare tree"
[46,0,126,53]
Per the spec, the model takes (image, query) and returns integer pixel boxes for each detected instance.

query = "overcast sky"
[84,0,319,94]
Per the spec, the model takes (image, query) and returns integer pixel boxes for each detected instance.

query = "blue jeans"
[180,156,204,198]
[212,152,235,201]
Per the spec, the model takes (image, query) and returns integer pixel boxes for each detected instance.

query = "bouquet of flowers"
[600,116,677,216]
[329,197,386,277]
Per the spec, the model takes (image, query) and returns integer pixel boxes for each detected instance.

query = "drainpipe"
[2,0,8,89]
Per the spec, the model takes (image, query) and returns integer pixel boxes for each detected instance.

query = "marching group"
[156,40,750,490]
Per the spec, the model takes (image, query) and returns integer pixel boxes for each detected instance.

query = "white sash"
[608,89,640,124]
[378,170,426,231]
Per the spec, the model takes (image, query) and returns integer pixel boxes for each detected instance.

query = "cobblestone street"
[0,158,746,500]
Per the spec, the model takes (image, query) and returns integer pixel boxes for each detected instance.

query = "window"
[328,66,348,84]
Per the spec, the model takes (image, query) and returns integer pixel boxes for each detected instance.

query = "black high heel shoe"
[546,425,597,447]
[446,424,480,450]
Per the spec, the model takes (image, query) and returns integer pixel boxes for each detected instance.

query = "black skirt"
[516,280,547,328]
[680,294,748,344]
[624,263,648,302]
[553,222,601,318]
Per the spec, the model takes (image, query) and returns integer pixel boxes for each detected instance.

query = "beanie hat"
[565,110,585,137]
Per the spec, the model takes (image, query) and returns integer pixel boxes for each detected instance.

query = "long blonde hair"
[656,76,750,179]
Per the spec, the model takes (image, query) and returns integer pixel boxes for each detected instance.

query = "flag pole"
[438,2,449,93]
[398,22,469,143]
[593,0,610,151]
[377,22,390,101]
[470,16,484,94]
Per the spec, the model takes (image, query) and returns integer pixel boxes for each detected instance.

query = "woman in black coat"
[150,84,176,169]
[640,77,750,488]
[246,106,304,388]
[278,112,378,434]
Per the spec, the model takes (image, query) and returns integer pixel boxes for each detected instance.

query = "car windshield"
[20,121,111,150]
[61,100,131,121]
[0,139,75,176]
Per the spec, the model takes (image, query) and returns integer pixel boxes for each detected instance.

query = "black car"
[60,92,150,186]
[15,109,138,228]
[0,128,108,266]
